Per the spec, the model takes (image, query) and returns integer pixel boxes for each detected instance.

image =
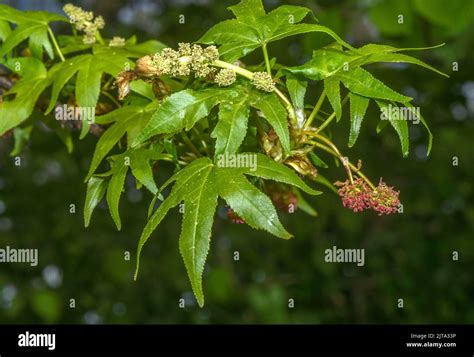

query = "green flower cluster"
[63,4,105,44]
[252,72,275,92]
[109,36,125,47]
[215,68,236,86]
[151,43,219,78]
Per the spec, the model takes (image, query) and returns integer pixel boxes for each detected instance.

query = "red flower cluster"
[335,178,400,215]
[367,180,400,215]
[335,178,369,212]
[226,208,245,224]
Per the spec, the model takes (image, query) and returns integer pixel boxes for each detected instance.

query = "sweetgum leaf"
[241,153,321,195]
[376,100,409,157]
[106,156,129,231]
[215,170,291,239]
[0,60,54,135]
[286,74,307,110]
[0,20,11,41]
[211,92,250,155]
[348,93,370,147]
[86,105,155,180]
[0,4,66,58]
[135,154,321,305]
[199,0,353,61]
[324,77,342,121]
[337,68,412,103]
[133,88,236,146]
[84,176,108,227]
[179,165,217,307]
[250,91,291,154]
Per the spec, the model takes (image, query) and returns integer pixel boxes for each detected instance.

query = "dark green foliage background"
[0,0,473,323]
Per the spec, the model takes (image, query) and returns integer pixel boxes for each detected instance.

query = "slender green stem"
[305,90,326,129]
[262,43,272,75]
[47,27,65,62]
[213,60,253,79]
[181,132,201,157]
[101,90,121,108]
[305,132,353,184]
[307,94,349,132]
[102,77,115,91]
[95,31,106,45]
[213,59,298,128]
[308,140,376,190]
[315,111,336,133]
[192,127,210,157]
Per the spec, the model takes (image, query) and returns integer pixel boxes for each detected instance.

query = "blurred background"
[0,0,473,324]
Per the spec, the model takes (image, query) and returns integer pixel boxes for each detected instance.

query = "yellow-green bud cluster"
[63,4,105,45]
[109,36,125,47]
[151,44,219,78]
[252,72,275,92]
[215,68,236,86]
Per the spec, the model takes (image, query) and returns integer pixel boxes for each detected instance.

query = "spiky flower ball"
[215,68,236,86]
[252,72,274,92]
[148,44,219,78]
[335,178,370,212]
[109,36,125,47]
[367,179,400,215]
[63,4,105,44]
[227,208,245,224]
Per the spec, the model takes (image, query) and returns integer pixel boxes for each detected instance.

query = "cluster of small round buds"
[109,36,125,47]
[63,4,105,45]
[136,44,219,79]
[203,46,219,62]
[177,42,192,57]
[214,68,236,86]
[252,72,275,92]
[63,4,93,28]
[189,44,209,78]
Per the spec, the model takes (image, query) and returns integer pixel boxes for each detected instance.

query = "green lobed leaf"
[134,158,214,280]
[0,23,44,57]
[179,166,217,307]
[250,92,291,154]
[0,4,67,25]
[283,45,357,81]
[286,74,307,110]
[29,28,55,60]
[10,125,33,157]
[348,93,370,147]
[84,176,108,227]
[292,188,318,217]
[133,88,237,147]
[215,170,291,239]
[211,92,250,156]
[241,153,321,195]
[337,67,412,103]
[106,157,129,231]
[129,148,163,194]
[135,156,318,304]
[0,61,53,135]
[199,0,353,62]
[376,100,409,157]
[86,105,153,180]
[0,20,11,42]
[324,77,342,121]
[309,152,328,168]
[406,102,433,155]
